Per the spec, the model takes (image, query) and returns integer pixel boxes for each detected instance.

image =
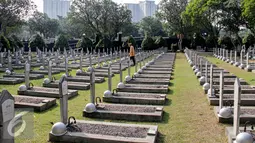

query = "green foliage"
[6,37,16,50]
[11,35,23,48]
[54,34,69,51]
[140,16,163,36]
[218,36,232,48]
[0,35,10,50]
[141,36,155,50]
[29,34,46,51]
[95,38,112,49]
[155,36,167,48]
[28,11,60,38]
[69,0,132,39]
[76,35,93,50]
[127,35,136,46]
[242,32,255,47]
[242,0,255,31]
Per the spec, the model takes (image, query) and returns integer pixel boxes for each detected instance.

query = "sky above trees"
[32,0,160,12]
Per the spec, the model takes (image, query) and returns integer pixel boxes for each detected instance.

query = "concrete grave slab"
[49,120,158,143]
[103,92,166,105]
[117,84,169,94]
[3,73,44,80]
[0,77,24,85]
[43,81,90,90]
[14,95,56,112]
[83,103,164,122]
[66,76,105,83]
[18,87,78,99]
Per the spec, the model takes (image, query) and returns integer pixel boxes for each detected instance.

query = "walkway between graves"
[203,53,255,85]
[155,53,227,142]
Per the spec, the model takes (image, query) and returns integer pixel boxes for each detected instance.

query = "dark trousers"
[130,56,136,65]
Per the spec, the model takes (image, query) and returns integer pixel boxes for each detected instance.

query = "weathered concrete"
[14,95,56,112]
[0,78,24,85]
[43,81,90,90]
[49,120,158,143]
[18,87,78,99]
[117,84,169,94]
[83,103,164,122]
[4,73,44,80]
[66,76,105,83]
[103,92,166,105]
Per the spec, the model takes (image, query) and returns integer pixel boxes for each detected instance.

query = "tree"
[7,37,16,50]
[155,36,167,48]
[140,16,163,36]
[242,0,255,32]
[157,0,190,36]
[76,35,93,51]
[54,34,69,51]
[28,11,60,38]
[141,35,155,50]
[0,0,35,35]
[69,0,132,39]
[29,34,46,51]
[11,35,23,48]
[0,35,10,51]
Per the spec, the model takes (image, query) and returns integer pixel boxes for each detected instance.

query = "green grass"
[203,53,255,85]
[3,54,227,143]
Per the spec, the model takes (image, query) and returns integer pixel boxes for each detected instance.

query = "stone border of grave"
[14,95,56,112]
[49,120,158,143]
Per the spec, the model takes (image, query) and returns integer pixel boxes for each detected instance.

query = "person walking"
[129,43,136,66]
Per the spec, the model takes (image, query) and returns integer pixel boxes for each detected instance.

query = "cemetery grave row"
[185,48,255,143]
[213,48,255,72]
[0,47,174,143]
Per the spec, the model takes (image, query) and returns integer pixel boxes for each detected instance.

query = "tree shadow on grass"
[168,82,174,87]
[167,89,174,95]
[165,99,172,106]
[156,132,166,143]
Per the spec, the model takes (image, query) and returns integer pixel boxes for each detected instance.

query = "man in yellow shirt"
[128,43,136,66]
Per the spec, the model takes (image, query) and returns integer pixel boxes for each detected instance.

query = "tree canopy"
[54,34,69,51]
[29,34,46,50]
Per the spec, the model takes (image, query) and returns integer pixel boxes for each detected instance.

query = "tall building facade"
[43,0,71,19]
[124,0,157,22]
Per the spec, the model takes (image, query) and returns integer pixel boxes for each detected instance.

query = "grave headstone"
[235,51,237,63]
[119,62,122,82]
[59,76,68,124]
[48,60,52,81]
[205,62,208,83]
[108,64,112,91]
[0,53,3,65]
[25,62,30,89]
[0,90,15,143]
[80,49,83,70]
[90,68,95,104]
[8,55,12,71]
[208,64,214,96]
[65,57,69,76]
[219,71,224,109]
[233,78,241,136]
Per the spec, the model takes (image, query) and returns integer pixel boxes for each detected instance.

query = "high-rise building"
[124,0,157,22]
[43,0,71,19]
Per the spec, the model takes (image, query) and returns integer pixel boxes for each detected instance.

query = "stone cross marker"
[108,64,112,91]
[8,55,12,71]
[90,68,95,104]
[209,64,214,96]
[80,49,83,70]
[15,52,18,65]
[230,50,232,61]
[25,62,30,89]
[59,76,68,124]
[233,78,241,136]
[97,52,100,67]
[205,62,208,83]
[89,54,92,67]
[240,50,243,64]
[0,53,3,65]
[219,71,224,109]
[119,62,122,82]
[48,60,52,82]
[0,90,14,143]
[65,57,69,76]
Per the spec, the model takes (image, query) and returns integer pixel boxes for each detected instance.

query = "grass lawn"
[202,53,255,85]
[2,53,227,143]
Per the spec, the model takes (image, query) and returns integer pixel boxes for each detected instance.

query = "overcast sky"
[32,0,160,12]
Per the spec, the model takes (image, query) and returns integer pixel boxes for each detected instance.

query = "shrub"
[29,34,46,51]
[54,34,69,51]
[142,36,155,50]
